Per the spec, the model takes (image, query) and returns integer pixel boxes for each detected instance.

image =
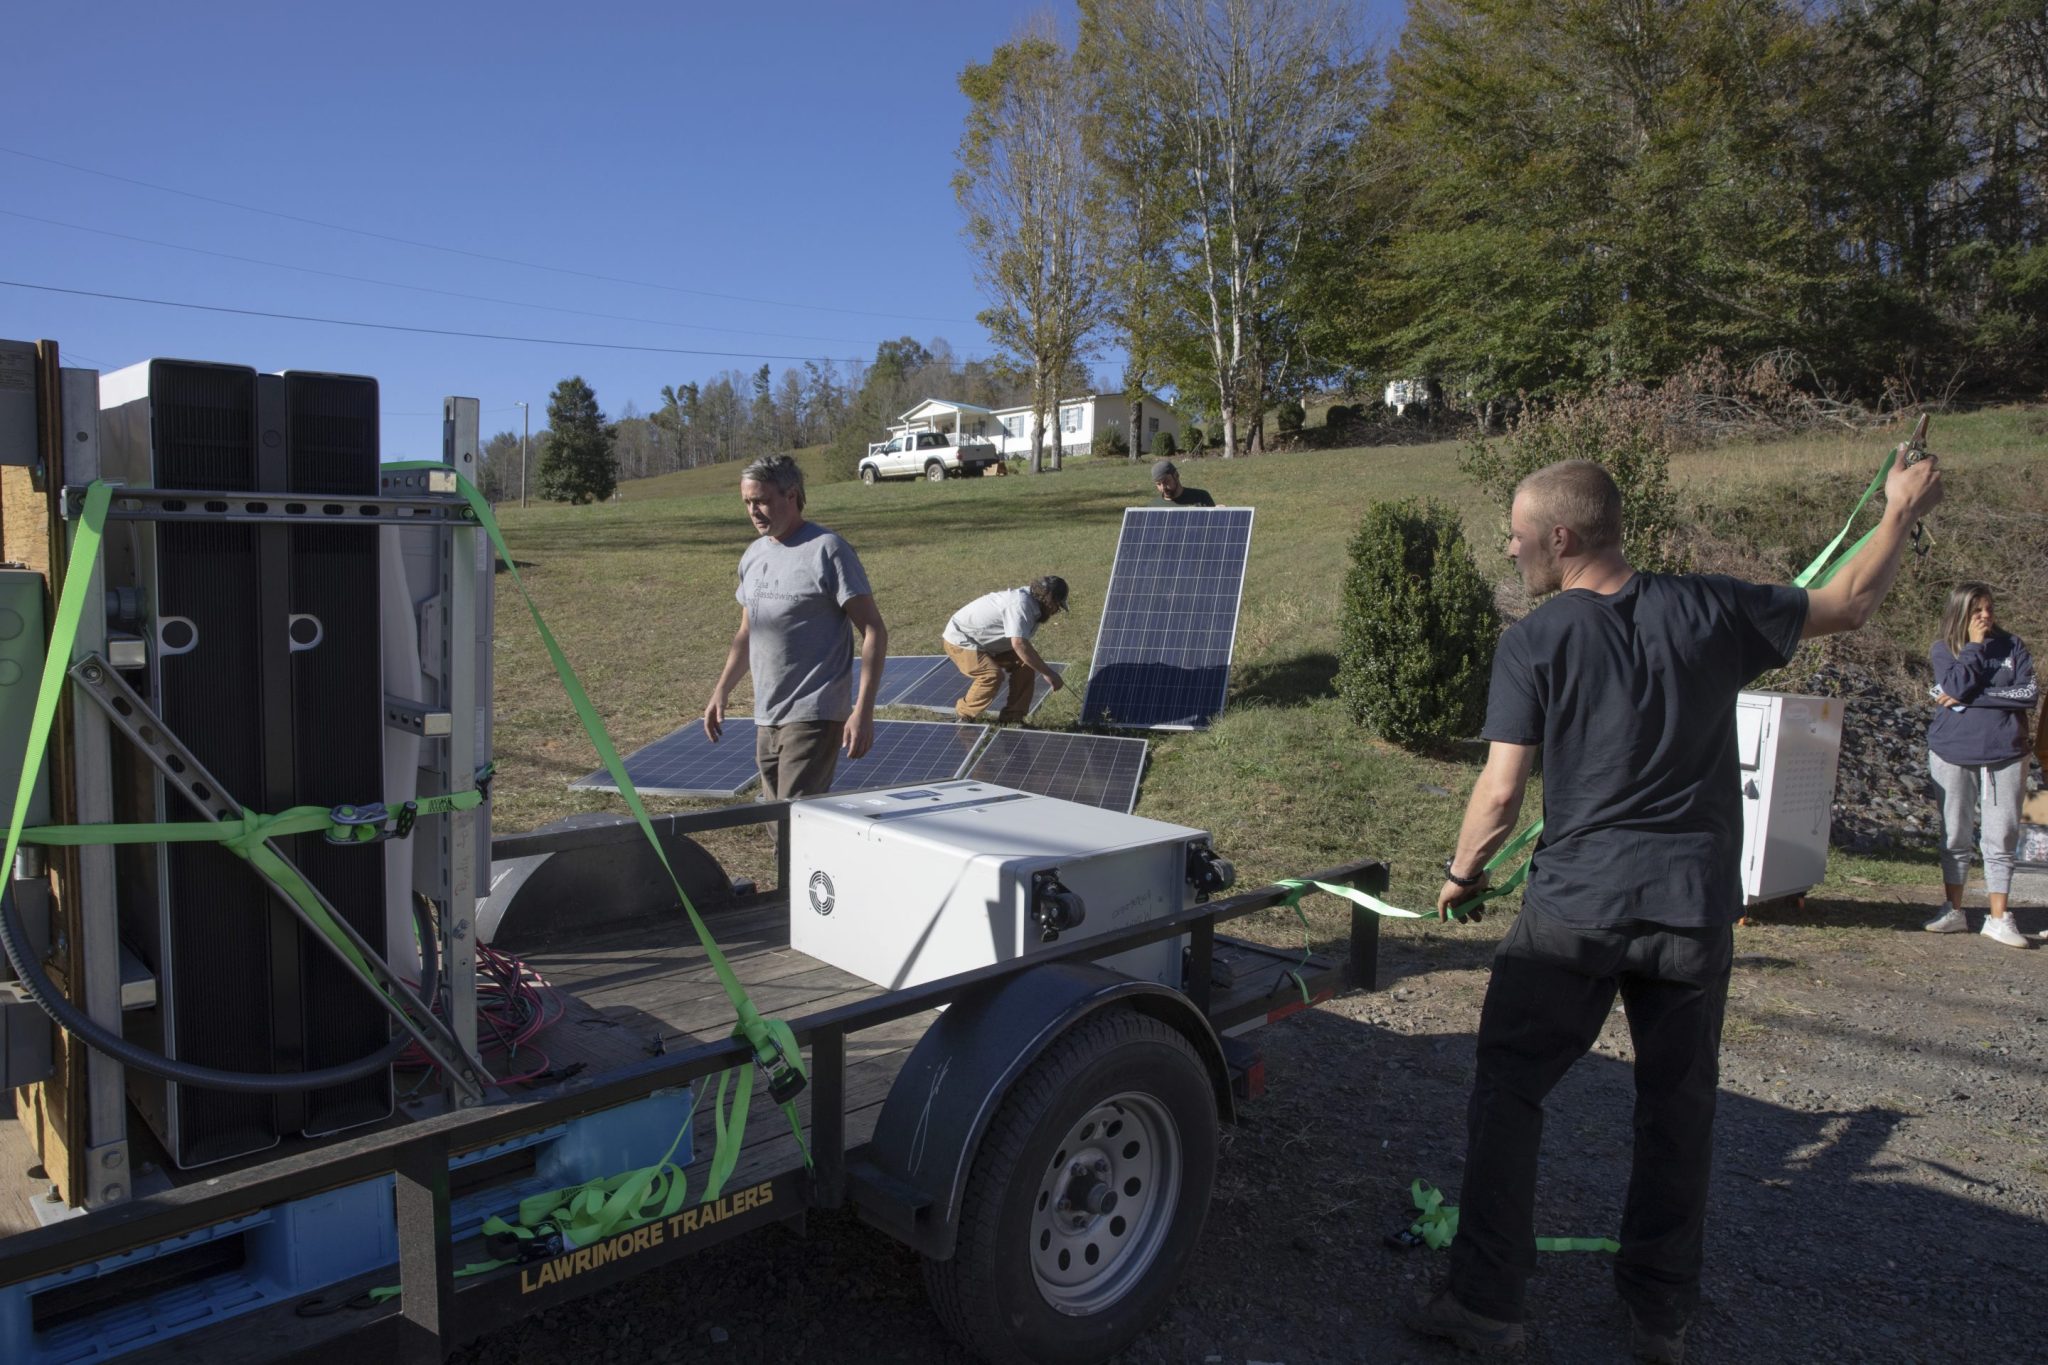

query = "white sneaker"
[1923,907,1969,933]
[1980,916,2031,949]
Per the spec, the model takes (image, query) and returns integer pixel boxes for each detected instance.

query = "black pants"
[1447,908,1733,1331]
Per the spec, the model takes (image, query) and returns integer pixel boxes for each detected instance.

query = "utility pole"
[513,400,530,508]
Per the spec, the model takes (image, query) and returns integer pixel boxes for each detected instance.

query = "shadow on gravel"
[453,949,2046,1365]
[1733,893,1929,931]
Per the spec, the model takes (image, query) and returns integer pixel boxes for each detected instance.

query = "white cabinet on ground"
[1736,690,1845,905]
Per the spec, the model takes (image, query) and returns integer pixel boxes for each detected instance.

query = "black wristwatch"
[1441,860,1485,888]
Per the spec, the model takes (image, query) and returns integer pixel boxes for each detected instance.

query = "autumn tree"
[957,20,1102,472]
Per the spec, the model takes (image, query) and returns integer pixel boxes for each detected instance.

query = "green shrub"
[1156,431,1178,458]
[1277,399,1306,434]
[1338,499,1499,747]
[1180,426,1201,451]
[1102,427,1130,457]
[1459,386,1685,572]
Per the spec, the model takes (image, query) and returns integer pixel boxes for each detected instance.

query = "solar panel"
[890,660,1069,717]
[830,719,988,792]
[850,654,948,706]
[571,716,986,799]
[965,730,1149,814]
[569,718,763,798]
[1081,507,1255,730]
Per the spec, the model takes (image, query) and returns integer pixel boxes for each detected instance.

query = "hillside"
[481,407,2044,937]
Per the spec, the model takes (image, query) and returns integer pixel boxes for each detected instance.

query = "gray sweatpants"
[1928,752,2025,895]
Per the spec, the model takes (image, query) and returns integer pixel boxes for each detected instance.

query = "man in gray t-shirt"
[705,455,887,798]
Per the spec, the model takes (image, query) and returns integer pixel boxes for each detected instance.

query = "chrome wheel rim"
[1028,1092,1181,1315]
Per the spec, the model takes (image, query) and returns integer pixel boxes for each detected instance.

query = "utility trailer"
[0,801,1386,1364]
[0,341,1391,1364]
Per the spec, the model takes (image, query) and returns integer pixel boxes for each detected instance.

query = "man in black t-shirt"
[1150,459,1216,507]
[1407,456,1943,1361]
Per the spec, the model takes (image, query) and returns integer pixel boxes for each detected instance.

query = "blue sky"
[3,1,1405,457]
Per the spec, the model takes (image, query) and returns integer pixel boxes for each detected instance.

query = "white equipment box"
[1735,690,1845,905]
[789,780,1225,991]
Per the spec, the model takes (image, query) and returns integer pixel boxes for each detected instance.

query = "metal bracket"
[384,695,453,738]
[83,1141,131,1206]
[63,484,475,527]
[69,655,491,1099]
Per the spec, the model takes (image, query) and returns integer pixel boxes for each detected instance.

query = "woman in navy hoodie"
[1924,581,2038,947]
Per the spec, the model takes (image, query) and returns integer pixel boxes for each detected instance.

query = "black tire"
[925,460,947,482]
[924,1010,1218,1365]
[860,464,879,485]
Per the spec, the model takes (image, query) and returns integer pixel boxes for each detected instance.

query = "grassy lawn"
[482,406,2041,942]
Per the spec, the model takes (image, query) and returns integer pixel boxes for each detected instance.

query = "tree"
[1338,499,1498,746]
[1078,0,1374,458]
[536,376,615,504]
[1078,0,1182,457]
[653,382,701,469]
[957,20,1102,473]
[478,430,521,503]
[1356,0,1844,404]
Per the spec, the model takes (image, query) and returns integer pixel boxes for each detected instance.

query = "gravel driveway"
[460,879,2046,1364]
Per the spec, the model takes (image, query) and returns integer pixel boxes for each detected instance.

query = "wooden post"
[4,339,91,1204]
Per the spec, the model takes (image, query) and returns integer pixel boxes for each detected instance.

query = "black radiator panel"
[109,361,394,1165]
[282,372,391,1135]
[146,362,281,1164]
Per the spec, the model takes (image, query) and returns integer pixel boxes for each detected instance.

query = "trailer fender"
[848,961,1232,1260]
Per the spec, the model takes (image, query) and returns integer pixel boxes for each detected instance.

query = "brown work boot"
[1402,1288,1526,1353]
[1628,1309,1688,1364]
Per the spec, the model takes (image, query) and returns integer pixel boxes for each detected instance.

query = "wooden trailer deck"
[3,893,1332,1241]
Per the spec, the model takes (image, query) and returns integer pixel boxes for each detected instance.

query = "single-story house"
[884,393,1182,458]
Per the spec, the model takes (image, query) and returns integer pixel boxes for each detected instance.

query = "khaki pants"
[943,638,1034,723]
[755,719,844,799]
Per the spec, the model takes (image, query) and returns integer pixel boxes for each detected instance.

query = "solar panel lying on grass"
[965,729,1149,814]
[830,719,988,792]
[572,716,988,798]
[570,718,763,798]
[850,654,948,706]
[890,660,1069,718]
[1081,507,1255,730]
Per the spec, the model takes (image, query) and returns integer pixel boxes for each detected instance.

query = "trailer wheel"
[860,464,879,485]
[925,460,947,482]
[924,1010,1216,1365]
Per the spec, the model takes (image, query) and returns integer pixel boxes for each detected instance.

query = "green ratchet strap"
[22,793,485,987]
[366,1112,697,1303]
[1408,1179,1619,1255]
[1792,445,1896,589]
[1276,814,1543,945]
[388,463,809,1191]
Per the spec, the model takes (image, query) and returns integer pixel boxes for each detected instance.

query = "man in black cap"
[1151,459,1216,507]
[939,576,1069,723]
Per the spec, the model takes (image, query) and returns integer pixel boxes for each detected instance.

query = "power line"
[0,145,981,327]
[0,208,879,347]
[0,278,1008,368]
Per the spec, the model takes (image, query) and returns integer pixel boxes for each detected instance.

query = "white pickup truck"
[860,430,1002,484]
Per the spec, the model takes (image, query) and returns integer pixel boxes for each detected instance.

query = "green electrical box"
[0,566,53,1086]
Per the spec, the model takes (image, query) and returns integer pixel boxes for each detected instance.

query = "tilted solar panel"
[569,718,763,798]
[1080,507,1255,730]
[891,660,1069,717]
[964,729,1149,814]
[829,719,989,792]
[850,654,948,706]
